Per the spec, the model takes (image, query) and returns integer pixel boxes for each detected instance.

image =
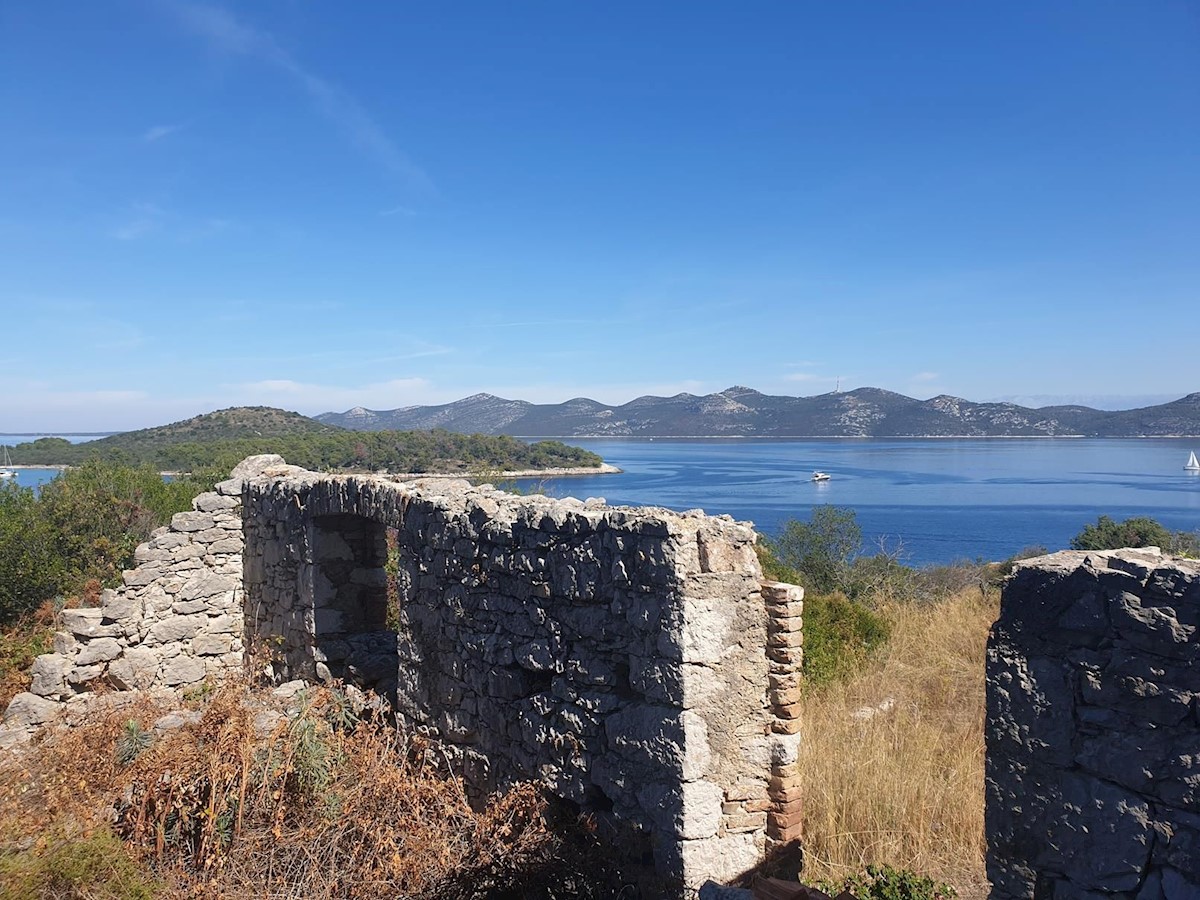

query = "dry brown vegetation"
[795,586,997,899]
[0,683,634,899]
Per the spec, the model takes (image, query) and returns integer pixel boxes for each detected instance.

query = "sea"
[528,438,1200,567]
[0,433,108,491]
[4,433,1199,568]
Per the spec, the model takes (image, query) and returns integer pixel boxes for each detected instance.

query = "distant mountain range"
[317,387,1200,438]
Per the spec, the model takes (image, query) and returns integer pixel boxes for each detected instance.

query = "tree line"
[7,429,604,474]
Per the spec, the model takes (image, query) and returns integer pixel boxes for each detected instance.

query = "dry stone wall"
[986,548,1200,899]
[240,465,804,891]
[2,455,804,893]
[0,457,274,734]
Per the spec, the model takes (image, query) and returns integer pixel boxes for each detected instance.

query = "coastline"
[387,462,623,479]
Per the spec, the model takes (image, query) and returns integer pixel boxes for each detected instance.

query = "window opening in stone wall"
[310,514,399,703]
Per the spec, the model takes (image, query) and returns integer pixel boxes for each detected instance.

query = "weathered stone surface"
[29,654,70,698]
[987,549,1200,899]
[230,453,287,479]
[75,637,123,666]
[4,692,61,726]
[107,648,161,691]
[161,655,206,686]
[171,511,216,532]
[144,614,208,646]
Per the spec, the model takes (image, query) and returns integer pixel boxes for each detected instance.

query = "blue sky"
[2,1,1197,430]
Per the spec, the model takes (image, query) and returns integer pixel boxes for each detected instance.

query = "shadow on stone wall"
[309,514,399,707]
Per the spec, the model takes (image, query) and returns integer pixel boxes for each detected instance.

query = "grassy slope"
[796,587,996,898]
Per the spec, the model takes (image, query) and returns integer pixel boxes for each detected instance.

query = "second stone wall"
[986,548,1200,899]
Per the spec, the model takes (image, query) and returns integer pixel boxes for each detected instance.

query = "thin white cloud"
[168,2,432,192]
[143,123,184,142]
[110,202,164,240]
[379,205,417,217]
[910,371,940,383]
[108,202,231,243]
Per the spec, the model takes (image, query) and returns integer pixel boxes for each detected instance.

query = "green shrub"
[769,506,862,594]
[802,591,891,689]
[757,535,891,689]
[0,484,66,622]
[0,825,160,899]
[1070,515,1172,551]
[0,461,216,623]
[817,864,957,900]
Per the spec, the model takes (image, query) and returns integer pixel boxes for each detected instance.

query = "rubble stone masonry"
[5,456,803,894]
[986,548,1200,899]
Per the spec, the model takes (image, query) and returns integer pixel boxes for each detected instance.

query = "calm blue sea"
[530,439,1200,567]
[4,434,1199,566]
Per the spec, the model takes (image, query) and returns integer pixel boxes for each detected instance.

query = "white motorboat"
[811,471,831,482]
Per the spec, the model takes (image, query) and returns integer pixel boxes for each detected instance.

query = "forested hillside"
[7,408,604,473]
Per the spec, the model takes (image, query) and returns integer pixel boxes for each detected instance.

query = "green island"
[6,406,605,475]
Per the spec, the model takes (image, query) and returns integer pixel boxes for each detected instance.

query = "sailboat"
[0,446,15,479]
[1186,451,1200,472]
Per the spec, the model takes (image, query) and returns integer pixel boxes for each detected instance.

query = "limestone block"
[230,454,287,480]
[767,732,802,768]
[67,663,105,684]
[107,647,161,690]
[178,571,238,602]
[681,710,713,782]
[680,780,724,839]
[62,607,105,637]
[144,614,208,646]
[680,832,763,888]
[172,598,212,615]
[697,532,758,575]
[171,511,216,533]
[101,590,142,626]
[160,655,206,686]
[678,595,734,665]
[29,654,71,698]
[4,692,61,727]
[123,565,166,588]
[192,633,235,656]
[75,637,123,666]
[193,492,239,513]
[52,631,77,655]
[152,532,191,550]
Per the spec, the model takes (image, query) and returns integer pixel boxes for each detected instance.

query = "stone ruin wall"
[2,468,252,731]
[986,548,1200,899]
[241,463,805,889]
[2,456,804,894]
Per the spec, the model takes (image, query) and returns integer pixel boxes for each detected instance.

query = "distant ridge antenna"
[835,376,841,394]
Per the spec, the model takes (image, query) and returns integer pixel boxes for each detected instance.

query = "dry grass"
[0,683,631,899]
[796,587,998,898]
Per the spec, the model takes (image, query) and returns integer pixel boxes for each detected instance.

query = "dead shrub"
[0,681,635,899]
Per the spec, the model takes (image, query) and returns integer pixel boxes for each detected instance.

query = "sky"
[2,1,1198,431]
